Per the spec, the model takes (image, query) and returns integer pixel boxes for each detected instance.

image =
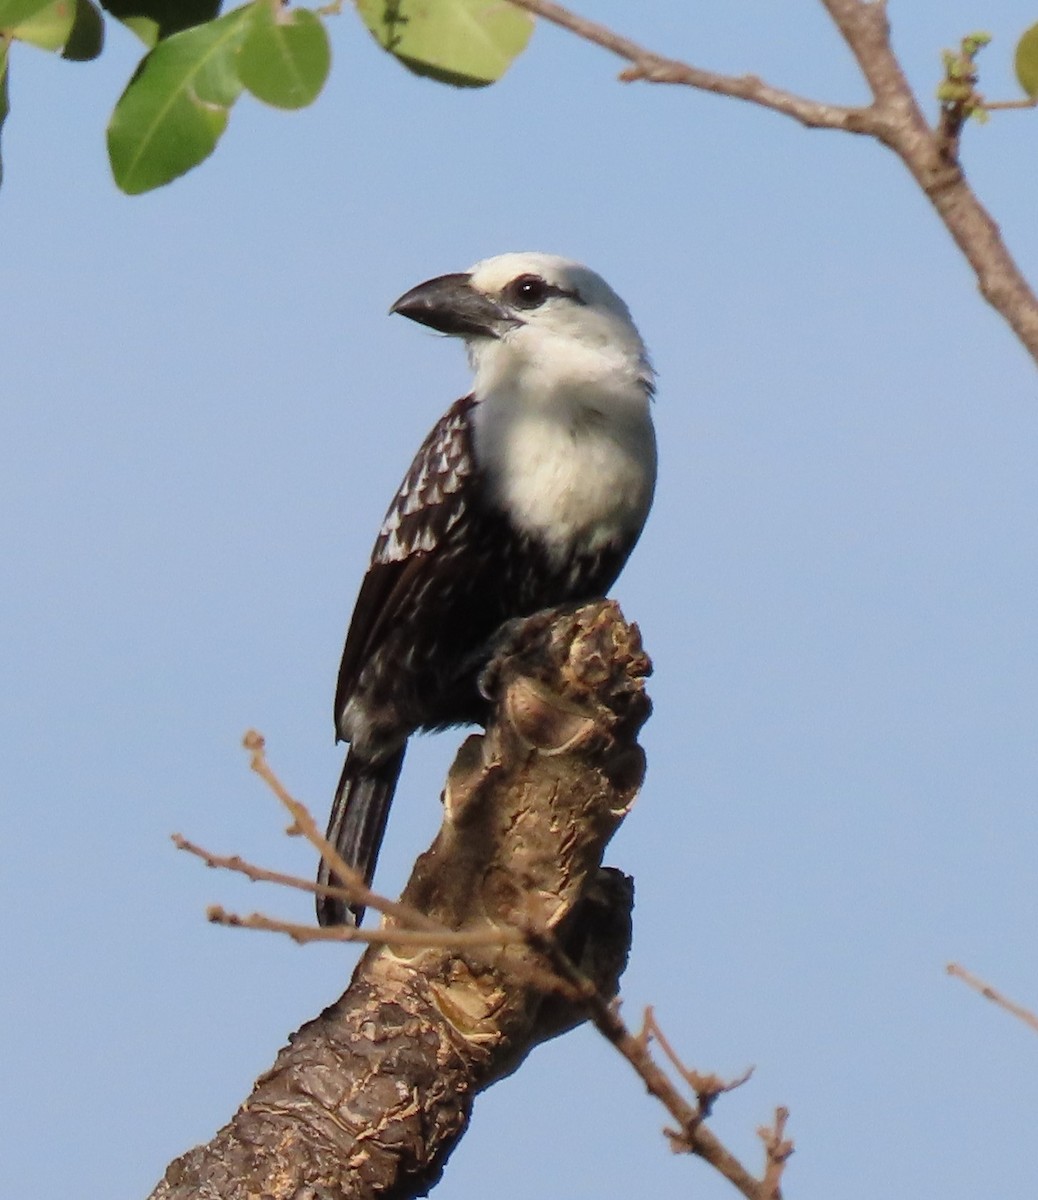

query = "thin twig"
[176,829,524,948]
[642,1005,754,1115]
[757,1107,795,1200]
[206,905,524,949]
[984,98,1038,112]
[947,962,1038,1035]
[506,0,875,134]
[520,920,783,1198]
[242,729,442,932]
[173,833,357,906]
[179,830,576,982]
[182,733,527,944]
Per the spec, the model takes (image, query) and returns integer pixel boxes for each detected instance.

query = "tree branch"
[507,0,1038,367]
[507,0,875,133]
[153,603,791,1200]
[149,602,652,1200]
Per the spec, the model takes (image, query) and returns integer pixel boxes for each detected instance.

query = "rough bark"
[150,600,651,1200]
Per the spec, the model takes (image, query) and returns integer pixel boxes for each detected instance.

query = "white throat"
[469,337,657,562]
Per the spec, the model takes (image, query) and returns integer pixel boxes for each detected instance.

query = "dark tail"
[316,745,406,927]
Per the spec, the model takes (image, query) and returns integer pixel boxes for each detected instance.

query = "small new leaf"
[107,3,253,193]
[355,0,533,88]
[937,31,992,126]
[239,3,330,110]
[1015,22,1038,98]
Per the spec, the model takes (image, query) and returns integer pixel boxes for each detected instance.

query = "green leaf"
[98,0,219,40]
[1015,22,1038,97]
[9,0,102,56]
[9,0,74,49]
[0,38,9,189]
[355,0,533,88]
[0,0,54,31]
[107,2,253,193]
[239,3,329,109]
[119,16,158,46]
[62,0,103,59]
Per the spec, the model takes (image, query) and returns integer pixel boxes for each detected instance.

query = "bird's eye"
[506,274,552,310]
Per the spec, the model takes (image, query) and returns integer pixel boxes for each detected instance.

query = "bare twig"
[506,0,1038,366]
[205,904,523,949]
[641,1005,754,1116]
[179,742,526,948]
[507,0,875,134]
[519,919,783,1198]
[984,98,1038,112]
[173,832,356,906]
[758,1107,795,1200]
[947,962,1038,1035]
[242,728,441,932]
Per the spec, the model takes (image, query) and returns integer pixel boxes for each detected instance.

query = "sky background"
[3,3,1038,1197]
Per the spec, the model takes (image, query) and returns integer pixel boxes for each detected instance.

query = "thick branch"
[149,602,650,1200]
[507,0,1038,366]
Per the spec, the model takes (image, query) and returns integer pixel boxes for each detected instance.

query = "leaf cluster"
[4,1,1038,196]
[0,0,532,192]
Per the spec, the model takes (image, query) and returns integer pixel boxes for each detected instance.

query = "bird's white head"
[391,253,657,560]
[391,252,655,406]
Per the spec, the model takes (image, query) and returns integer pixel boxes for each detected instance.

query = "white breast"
[472,393,656,563]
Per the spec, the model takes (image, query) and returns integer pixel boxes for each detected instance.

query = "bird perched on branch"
[318,252,657,926]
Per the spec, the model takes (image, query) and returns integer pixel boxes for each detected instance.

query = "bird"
[317,252,657,926]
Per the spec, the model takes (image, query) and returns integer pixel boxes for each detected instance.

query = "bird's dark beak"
[390,272,515,339]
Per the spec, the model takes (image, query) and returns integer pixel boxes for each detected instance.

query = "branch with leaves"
[1,0,1038,232]
[0,0,537,191]
[152,603,791,1200]
[499,0,1038,364]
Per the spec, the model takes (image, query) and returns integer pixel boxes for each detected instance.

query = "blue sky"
[3,3,1037,1197]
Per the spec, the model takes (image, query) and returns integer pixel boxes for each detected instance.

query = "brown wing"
[334,395,479,734]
